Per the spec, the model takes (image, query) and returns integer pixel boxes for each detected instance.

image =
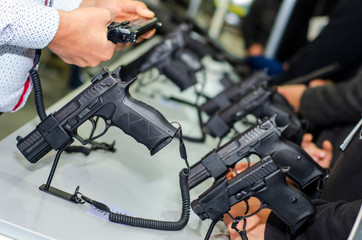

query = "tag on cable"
[86,200,131,224]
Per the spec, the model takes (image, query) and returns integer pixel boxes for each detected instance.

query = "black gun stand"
[39,147,83,204]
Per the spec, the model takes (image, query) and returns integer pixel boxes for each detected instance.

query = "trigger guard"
[238,200,264,219]
[73,118,110,145]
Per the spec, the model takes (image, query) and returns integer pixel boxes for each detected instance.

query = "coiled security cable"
[76,126,191,231]
[30,49,47,121]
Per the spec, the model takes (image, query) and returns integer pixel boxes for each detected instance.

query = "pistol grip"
[111,94,177,155]
[162,61,196,91]
[255,169,315,232]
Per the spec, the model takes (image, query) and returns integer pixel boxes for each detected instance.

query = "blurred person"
[277,67,362,166]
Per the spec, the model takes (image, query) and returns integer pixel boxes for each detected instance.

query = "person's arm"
[275,0,362,84]
[47,0,155,67]
[266,200,362,240]
[224,199,362,240]
[300,69,362,128]
[277,71,362,128]
[241,0,281,50]
[51,0,82,11]
[0,0,59,48]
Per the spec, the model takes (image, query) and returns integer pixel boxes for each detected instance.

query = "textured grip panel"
[112,96,176,155]
[124,111,169,148]
[270,138,326,189]
[256,170,315,232]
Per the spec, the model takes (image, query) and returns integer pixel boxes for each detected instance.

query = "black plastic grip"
[111,93,177,155]
[255,169,316,232]
[162,60,196,91]
[199,93,232,116]
[255,99,303,144]
[184,37,211,59]
[267,138,326,189]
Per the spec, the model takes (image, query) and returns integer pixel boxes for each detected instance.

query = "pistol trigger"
[88,124,110,143]
[245,156,251,167]
[89,118,97,132]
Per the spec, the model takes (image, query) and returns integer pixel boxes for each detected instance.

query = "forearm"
[300,70,362,127]
[0,0,59,48]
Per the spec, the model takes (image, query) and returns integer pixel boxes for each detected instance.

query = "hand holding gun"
[189,117,328,197]
[17,67,177,163]
[191,156,316,238]
[203,84,303,144]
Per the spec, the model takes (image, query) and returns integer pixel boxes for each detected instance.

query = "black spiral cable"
[30,49,47,121]
[79,127,191,231]
[81,168,190,231]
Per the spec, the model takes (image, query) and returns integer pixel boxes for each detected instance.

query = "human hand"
[80,0,156,48]
[48,1,156,67]
[224,161,269,239]
[247,43,264,56]
[48,7,116,67]
[277,84,307,113]
[301,133,333,169]
[223,197,270,240]
[225,161,250,180]
[308,78,333,87]
[80,0,154,20]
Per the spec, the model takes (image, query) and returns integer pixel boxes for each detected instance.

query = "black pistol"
[118,23,210,91]
[191,155,316,233]
[199,71,270,116]
[17,67,177,163]
[189,116,327,196]
[203,85,303,143]
[107,17,162,44]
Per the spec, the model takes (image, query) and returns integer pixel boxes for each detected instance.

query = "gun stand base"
[39,148,83,204]
[39,184,80,203]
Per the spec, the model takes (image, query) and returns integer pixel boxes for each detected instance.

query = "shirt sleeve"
[0,0,59,49]
[300,68,362,128]
[51,0,82,11]
[265,200,362,240]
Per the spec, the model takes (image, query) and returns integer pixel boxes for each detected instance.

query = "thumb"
[137,7,154,18]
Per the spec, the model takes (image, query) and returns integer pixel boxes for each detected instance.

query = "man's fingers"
[303,133,314,142]
[322,140,333,152]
